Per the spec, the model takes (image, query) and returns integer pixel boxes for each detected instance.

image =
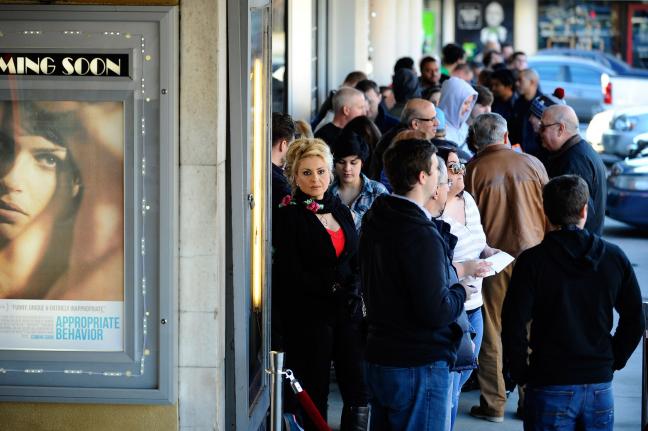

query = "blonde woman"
[272,138,369,430]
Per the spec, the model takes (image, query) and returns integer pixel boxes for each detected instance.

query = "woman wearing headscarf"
[438,77,478,157]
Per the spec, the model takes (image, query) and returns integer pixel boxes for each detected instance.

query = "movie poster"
[0,100,124,351]
[456,0,515,58]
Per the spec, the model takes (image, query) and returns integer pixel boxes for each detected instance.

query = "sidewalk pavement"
[327,336,643,430]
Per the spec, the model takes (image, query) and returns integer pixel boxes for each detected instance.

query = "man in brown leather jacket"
[465,112,548,423]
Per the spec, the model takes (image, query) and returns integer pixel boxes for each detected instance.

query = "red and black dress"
[273,188,368,430]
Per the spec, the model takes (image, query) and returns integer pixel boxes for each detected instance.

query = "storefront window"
[538,1,623,55]
[248,5,270,407]
[628,5,648,68]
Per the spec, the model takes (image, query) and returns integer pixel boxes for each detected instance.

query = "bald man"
[369,98,438,180]
[540,105,607,234]
[315,87,367,146]
[511,69,543,156]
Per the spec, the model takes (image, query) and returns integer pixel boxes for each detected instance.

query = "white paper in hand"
[483,251,515,277]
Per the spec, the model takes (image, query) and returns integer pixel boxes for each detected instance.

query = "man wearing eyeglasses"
[539,105,607,235]
[369,98,438,180]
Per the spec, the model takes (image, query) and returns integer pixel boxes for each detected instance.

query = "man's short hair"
[519,68,539,83]
[491,68,515,88]
[272,112,295,146]
[511,51,527,61]
[442,43,465,65]
[472,112,508,148]
[332,87,364,113]
[474,85,494,106]
[543,175,590,226]
[419,56,437,71]
[383,138,437,195]
[355,79,380,95]
[393,57,415,73]
[343,71,368,86]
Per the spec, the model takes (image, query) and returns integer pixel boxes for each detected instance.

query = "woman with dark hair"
[338,116,381,177]
[330,131,387,231]
[0,101,83,298]
[435,140,499,429]
[273,138,369,431]
[0,100,124,301]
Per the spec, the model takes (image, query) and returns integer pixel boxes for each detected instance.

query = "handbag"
[451,310,477,371]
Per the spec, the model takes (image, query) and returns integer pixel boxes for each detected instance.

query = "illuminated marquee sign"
[0,53,129,76]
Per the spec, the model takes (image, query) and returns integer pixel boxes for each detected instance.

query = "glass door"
[226,1,272,429]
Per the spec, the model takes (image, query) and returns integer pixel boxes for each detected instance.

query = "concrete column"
[179,0,227,430]
[409,0,424,66]
[442,0,455,46]
[515,0,538,54]
[396,0,411,59]
[328,0,370,90]
[287,0,313,121]
[369,0,398,86]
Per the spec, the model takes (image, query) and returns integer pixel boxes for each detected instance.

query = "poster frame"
[0,5,178,405]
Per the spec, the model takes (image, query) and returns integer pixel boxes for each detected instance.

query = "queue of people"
[269,43,645,431]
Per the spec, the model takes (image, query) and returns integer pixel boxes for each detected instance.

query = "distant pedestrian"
[355,79,399,134]
[539,104,607,235]
[490,68,517,126]
[369,98,438,180]
[390,67,421,118]
[419,56,441,90]
[438,77,477,154]
[502,174,645,431]
[315,87,367,147]
[511,68,542,155]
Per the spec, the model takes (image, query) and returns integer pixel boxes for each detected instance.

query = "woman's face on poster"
[0,132,74,241]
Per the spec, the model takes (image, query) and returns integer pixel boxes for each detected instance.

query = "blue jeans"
[366,360,452,431]
[450,307,483,429]
[524,382,614,431]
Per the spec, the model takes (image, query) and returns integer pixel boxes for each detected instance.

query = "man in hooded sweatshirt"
[360,137,475,430]
[502,175,645,430]
[438,77,477,156]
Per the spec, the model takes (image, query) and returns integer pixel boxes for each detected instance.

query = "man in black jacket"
[360,138,474,430]
[271,112,295,209]
[540,104,607,234]
[502,175,645,430]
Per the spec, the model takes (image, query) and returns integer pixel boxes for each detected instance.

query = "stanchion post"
[642,302,648,431]
[269,351,285,431]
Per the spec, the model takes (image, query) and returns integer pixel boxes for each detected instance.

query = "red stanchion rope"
[285,369,332,431]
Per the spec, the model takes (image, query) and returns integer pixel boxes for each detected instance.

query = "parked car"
[528,55,648,123]
[537,48,648,78]
[528,56,614,122]
[606,140,648,228]
[601,106,648,157]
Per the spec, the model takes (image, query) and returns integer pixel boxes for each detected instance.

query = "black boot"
[340,405,370,431]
